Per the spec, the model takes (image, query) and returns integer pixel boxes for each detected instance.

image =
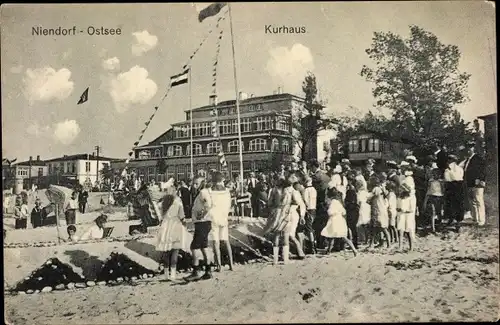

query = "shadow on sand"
[64,249,104,280]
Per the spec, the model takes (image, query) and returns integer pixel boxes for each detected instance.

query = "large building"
[112,92,307,181]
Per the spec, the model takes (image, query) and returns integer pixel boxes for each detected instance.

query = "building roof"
[44,154,122,163]
[187,93,304,113]
[14,160,47,167]
[136,128,174,149]
[477,112,497,120]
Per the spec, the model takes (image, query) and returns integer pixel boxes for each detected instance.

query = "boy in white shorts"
[209,171,234,272]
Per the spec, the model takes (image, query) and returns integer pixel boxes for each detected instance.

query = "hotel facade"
[112,92,308,182]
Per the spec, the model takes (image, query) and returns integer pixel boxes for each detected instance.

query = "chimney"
[209,94,218,106]
[250,93,254,98]
[277,87,283,94]
[29,156,33,161]
[36,155,40,161]
[239,92,248,100]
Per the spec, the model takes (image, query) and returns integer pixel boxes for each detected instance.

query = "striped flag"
[170,70,189,87]
[197,3,226,22]
[77,87,89,105]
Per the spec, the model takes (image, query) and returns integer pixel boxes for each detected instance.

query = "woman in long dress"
[156,187,190,281]
[263,178,292,265]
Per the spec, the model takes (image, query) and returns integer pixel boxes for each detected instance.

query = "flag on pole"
[198,3,226,22]
[77,87,89,104]
[170,70,189,87]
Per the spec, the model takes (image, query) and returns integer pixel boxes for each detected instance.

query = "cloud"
[102,57,120,71]
[53,119,80,145]
[265,43,315,93]
[10,65,24,74]
[108,66,158,113]
[131,30,158,56]
[26,122,50,137]
[22,67,74,103]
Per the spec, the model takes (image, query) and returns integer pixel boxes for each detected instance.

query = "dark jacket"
[436,150,449,171]
[463,154,486,188]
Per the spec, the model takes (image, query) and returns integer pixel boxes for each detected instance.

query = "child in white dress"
[321,189,358,256]
[397,183,416,251]
[386,181,398,244]
[355,179,371,245]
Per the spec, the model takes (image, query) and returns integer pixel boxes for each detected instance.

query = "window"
[85,162,91,172]
[71,163,76,173]
[167,146,174,157]
[186,143,203,156]
[271,138,279,151]
[207,141,221,154]
[282,140,290,153]
[249,138,267,151]
[38,168,43,176]
[360,139,366,152]
[373,139,380,152]
[139,150,151,159]
[174,145,183,156]
[276,116,289,132]
[175,126,189,138]
[231,120,238,133]
[368,139,374,152]
[201,122,210,136]
[154,149,161,158]
[177,165,186,180]
[254,117,265,131]
[241,118,251,132]
[220,120,232,135]
[263,116,273,130]
[227,140,241,153]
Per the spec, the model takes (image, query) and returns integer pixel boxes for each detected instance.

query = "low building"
[330,131,413,166]
[8,156,48,194]
[44,153,120,188]
[478,112,497,163]
[112,91,309,181]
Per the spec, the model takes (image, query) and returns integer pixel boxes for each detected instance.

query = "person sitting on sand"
[79,215,108,241]
[63,225,79,242]
[321,188,358,256]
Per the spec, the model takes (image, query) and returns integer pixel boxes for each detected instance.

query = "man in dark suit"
[434,144,449,177]
[462,143,486,226]
[78,188,89,214]
[310,159,330,249]
[247,172,259,217]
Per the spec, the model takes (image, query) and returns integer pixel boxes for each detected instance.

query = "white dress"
[397,197,416,234]
[356,190,371,226]
[321,199,348,238]
[156,196,191,252]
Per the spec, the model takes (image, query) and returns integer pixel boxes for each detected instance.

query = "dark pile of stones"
[96,252,156,283]
[386,258,431,270]
[13,258,85,293]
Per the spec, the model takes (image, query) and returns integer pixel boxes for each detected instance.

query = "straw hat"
[399,161,410,167]
[405,155,417,164]
[333,165,342,173]
[341,158,350,165]
[430,162,438,169]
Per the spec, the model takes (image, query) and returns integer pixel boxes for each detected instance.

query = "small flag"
[170,69,189,87]
[128,151,133,157]
[154,106,159,111]
[133,141,139,146]
[198,3,226,22]
[145,121,150,126]
[77,87,89,105]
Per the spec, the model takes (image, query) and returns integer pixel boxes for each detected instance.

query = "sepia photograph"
[1,1,498,323]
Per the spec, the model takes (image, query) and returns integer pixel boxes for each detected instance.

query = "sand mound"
[12,258,85,293]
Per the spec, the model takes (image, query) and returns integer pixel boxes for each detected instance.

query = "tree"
[292,72,329,161]
[360,25,472,148]
[100,163,114,184]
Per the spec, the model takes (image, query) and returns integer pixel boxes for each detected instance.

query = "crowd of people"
[149,141,488,282]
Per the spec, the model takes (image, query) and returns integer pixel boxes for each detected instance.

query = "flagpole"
[228,3,244,199]
[189,68,194,180]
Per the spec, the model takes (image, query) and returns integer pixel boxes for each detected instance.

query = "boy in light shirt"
[302,177,318,254]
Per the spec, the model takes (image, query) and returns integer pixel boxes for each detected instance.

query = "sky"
[1,1,496,162]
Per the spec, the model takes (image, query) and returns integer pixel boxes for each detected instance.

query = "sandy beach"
[4,221,499,324]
